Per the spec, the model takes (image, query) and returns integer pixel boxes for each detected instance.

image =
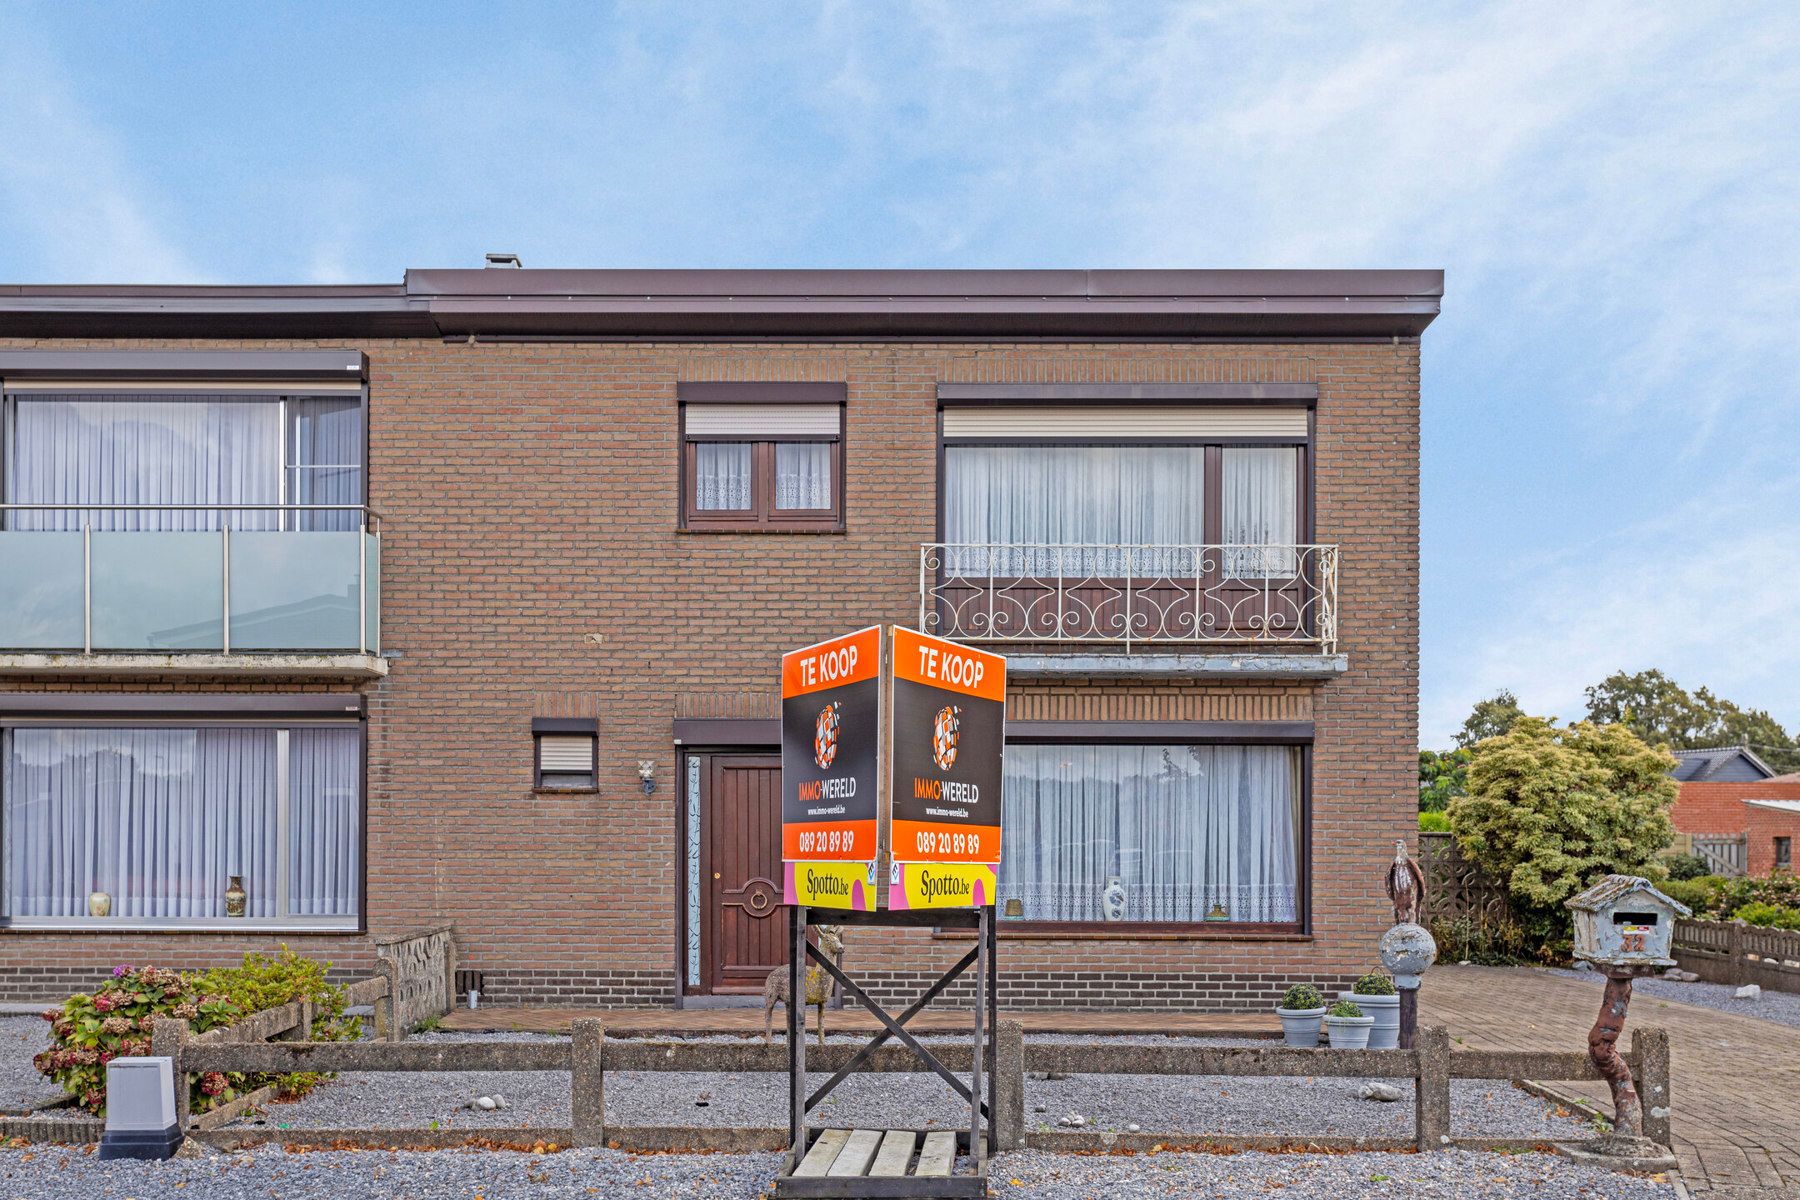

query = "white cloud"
[0,28,206,283]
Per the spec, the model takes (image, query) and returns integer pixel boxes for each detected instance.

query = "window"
[2,391,366,531]
[681,403,842,530]
[942,439,1303,578]
[1,723,361,929]
[996,743,1303,927]
[1777,837,1792,872]
[534,719,598,790]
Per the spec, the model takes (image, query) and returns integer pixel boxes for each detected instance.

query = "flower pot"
[1324,1014,1375,1050]
[1273,1005,1326,1048]
[1342,990,1401,1049]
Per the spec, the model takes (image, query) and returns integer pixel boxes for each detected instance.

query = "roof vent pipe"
[484,253,522,268]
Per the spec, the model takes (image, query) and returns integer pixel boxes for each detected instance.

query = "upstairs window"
[534,718,599,791]
[940,406,1306,578]
[680,401,843,531]
[2,391,366,531]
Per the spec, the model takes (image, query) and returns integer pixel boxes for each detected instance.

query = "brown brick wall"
[0,335,1419,1008]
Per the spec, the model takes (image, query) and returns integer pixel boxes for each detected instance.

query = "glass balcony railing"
[0,505,381,656]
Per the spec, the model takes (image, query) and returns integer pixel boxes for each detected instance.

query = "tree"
[1454,689,1527,749]
[1419,747,1471,813]
[1448,717,1676,920]
[1584,669,1800,773]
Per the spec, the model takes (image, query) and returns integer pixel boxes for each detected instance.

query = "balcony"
[0,504,382,677]
[919,542,1339,668]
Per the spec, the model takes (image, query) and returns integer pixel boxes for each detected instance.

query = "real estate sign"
[780,626,882,909]
[780,625,1005,911]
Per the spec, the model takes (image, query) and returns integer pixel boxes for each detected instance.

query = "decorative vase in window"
[87,890,112,918]
[1102,877,1127,922]
[1206,902,1230,922]
[224,876,248,918]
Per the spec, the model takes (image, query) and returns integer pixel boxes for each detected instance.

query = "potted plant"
[1274,983,1326,1047]
[1342,972,1401,1050]
[1324,999,1374,1049]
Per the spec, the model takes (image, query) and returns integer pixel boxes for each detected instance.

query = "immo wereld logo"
[932,705,961,771]
[814,701,841,770]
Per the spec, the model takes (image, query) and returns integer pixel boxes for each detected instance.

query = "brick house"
[1669,747,1799,876]
[0,268,1440,1008]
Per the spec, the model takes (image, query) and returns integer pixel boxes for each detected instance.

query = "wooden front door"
[702,755,785,992]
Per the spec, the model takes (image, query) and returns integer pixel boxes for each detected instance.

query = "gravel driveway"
[1546,966,1800,1028]
[0,1143,1675,1199]
[224,1031,1598,1142]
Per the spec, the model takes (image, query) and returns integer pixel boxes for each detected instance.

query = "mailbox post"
[1560,875,1688,1171]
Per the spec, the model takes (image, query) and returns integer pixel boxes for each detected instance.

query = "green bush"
[1353,972,1397,996]
[1662,853,1712,881]
[1327,999,1364,1018]
[34,948,360,1117]
[34,965,237,1117]
[1280,984,1324,1011]
[1677,874,1800,922]
[1418,811,1451,833]
[1448,718,1676,955]
[1732,901,1800,930]
[1659,876,1723,914]
[1429,914,1535,965]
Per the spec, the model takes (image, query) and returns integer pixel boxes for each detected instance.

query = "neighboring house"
[0,267,1441,1009]
[1668,746,1799,876]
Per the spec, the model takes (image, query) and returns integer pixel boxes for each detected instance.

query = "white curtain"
[287,728,360,917]
[774,442,832,510]
[1220,447,1299,576]
[287,398,364,531]
[943,445,1206,576]
[997,744,1299,924]
[694,443,752,510]
[2,726,360,922]
[5,395,282,531]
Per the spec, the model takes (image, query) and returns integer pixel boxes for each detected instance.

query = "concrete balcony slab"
[0,652,388,679]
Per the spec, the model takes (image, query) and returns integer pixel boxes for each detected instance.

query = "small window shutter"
[940,406,1307,439]
[538,736,595,774]
[685,404,840,436]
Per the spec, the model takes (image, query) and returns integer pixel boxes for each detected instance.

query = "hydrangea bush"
[34,949,362,1117]
[34,964,237,1116]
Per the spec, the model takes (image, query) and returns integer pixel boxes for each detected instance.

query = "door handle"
[713,872,721,880]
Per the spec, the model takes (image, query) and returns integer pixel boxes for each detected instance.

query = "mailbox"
[1566,875,1691,969]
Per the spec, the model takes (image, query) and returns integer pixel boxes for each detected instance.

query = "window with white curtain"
[942,442,1303,577]
[1,392,364,531]
[996,743,1302,926]
[681,403,842,529]
[0,723,361,928]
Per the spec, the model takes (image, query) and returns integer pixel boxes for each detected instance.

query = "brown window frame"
[533,717,599,792]
[1776,836,1793,872]
[679,409,845,533]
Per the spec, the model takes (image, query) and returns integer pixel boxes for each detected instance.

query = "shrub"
[34,948,361,1117]
[1448,718,1676,951]
[1327,1000,1364,1018]
[34,965,237,1117]
[1280,984,1324,1011]
[1663,853,1711,881]
[1353,972,1397,996]
[1659,876,1723,915]
[1418,811,1451,833]
[1732,901,1800,930]
[1429,915,1534,966]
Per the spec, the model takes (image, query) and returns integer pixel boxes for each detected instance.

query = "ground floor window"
[997,743,1302,926]
[1,723,360,928]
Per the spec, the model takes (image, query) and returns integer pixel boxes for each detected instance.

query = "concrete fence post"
[993,1020,1024,1151]
[1413,1023,1451,1151]
[570,1018,605,1148]
[1633,1026,1672,1149]
[148,1017,190,1134]
[375,958,401,1042]
[1726,922,1746,986]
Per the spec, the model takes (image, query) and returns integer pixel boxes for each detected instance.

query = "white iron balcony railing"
[919,543,1338,652]
[0,503,381,656]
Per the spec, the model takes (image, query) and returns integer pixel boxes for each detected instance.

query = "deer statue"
[764,924,843,1046]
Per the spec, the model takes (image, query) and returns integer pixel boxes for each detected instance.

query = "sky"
[2,1,1797,746]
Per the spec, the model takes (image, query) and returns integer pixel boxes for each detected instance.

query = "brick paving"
[442,965,1797,1196]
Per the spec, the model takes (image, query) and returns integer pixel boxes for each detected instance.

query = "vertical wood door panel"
[703,755,785,992]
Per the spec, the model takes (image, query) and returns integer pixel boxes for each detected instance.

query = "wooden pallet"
[774,1128,986,1198]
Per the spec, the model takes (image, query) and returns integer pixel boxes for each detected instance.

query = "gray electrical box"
[1566,875,1690,969]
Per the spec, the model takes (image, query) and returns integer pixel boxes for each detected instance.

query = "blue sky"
[3,1,1797,745]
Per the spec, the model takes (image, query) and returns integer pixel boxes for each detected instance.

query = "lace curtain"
[996,743,1300,924]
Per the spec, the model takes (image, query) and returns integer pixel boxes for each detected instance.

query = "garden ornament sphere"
[1379,921,1438,989]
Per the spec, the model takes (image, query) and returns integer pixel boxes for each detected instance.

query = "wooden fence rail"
[1674,916,1800,993]
[148,1019,1672,1156]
